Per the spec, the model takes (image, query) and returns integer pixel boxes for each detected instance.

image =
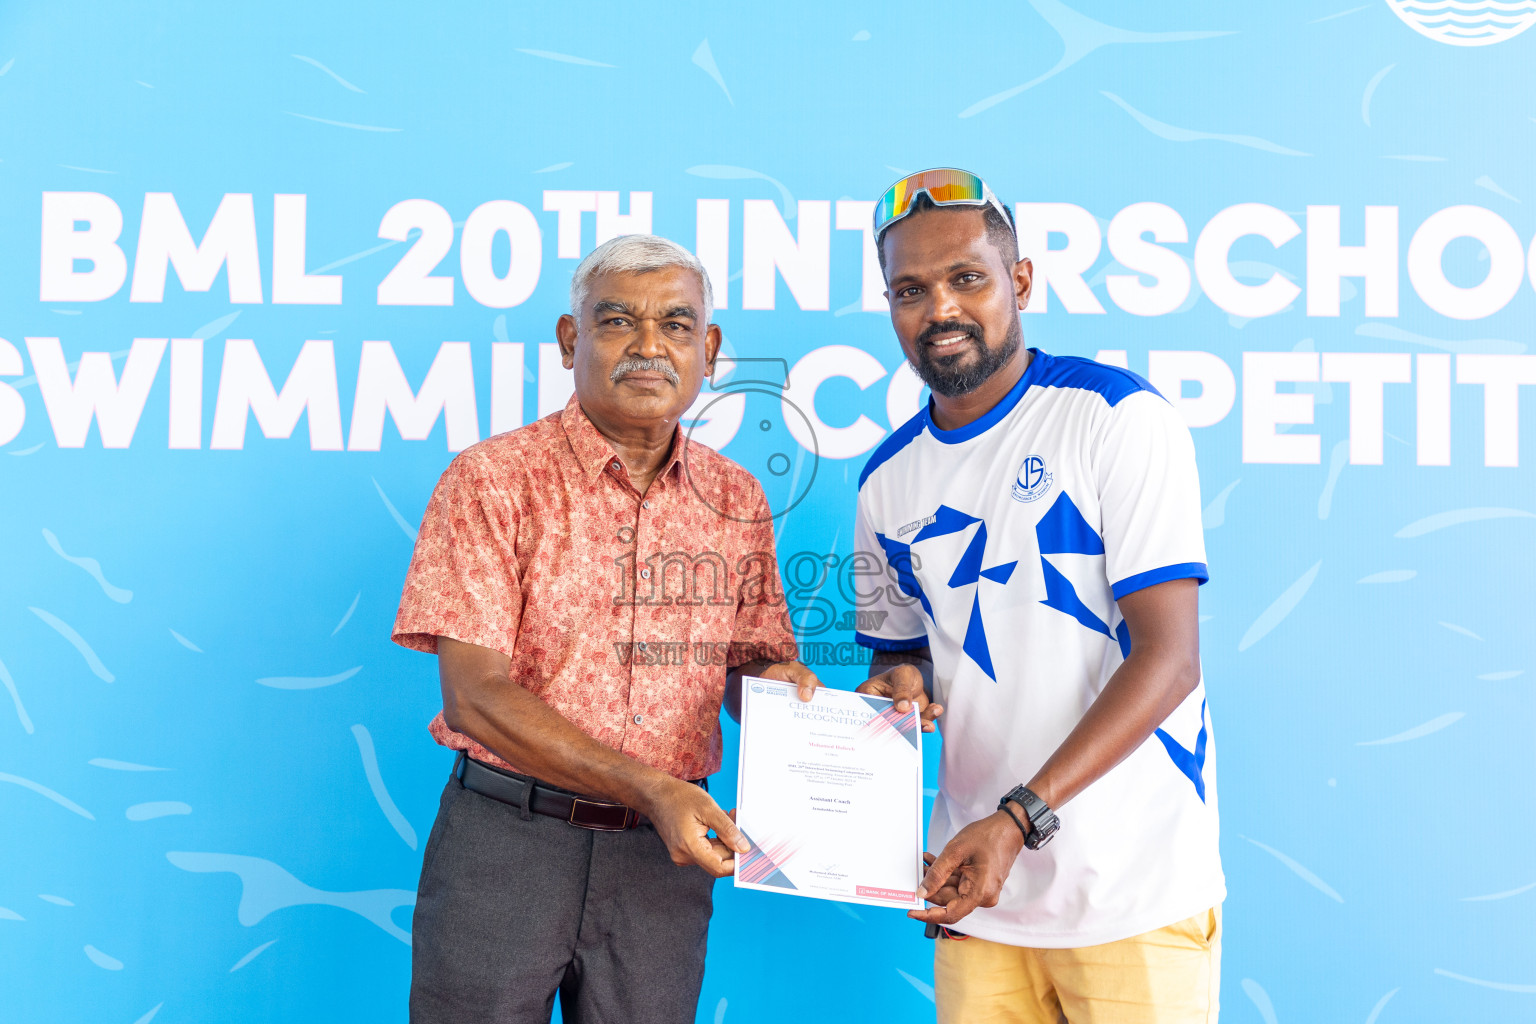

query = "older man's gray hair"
[569,234,715,325]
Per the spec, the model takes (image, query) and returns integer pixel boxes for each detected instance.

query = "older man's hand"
[753,659,823,702]
[642,777,750,878]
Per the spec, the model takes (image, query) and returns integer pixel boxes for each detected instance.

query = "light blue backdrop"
[3,2,1534,1022]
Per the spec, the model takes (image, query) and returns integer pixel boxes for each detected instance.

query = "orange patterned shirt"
[392,394,797,781]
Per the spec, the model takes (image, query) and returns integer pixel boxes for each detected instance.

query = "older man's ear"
[556,312,578,370]
[703,322,723,378]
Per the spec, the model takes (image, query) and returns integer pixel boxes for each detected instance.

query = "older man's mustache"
[610,357,681,384]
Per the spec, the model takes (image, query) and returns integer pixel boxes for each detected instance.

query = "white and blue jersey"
[855,348,1223,948]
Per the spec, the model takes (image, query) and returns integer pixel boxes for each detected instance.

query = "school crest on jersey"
[1011,454,1053,503]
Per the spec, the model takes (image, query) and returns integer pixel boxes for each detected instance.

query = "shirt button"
[642,500,651,509]
[637,641,648,652]
[612,460,622,471]
[633,714,644,724]
[640,568,650,579]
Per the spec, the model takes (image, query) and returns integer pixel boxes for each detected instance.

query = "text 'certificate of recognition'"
[734,680,923,910]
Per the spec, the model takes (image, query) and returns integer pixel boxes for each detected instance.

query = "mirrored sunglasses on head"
[873,167,1013,238]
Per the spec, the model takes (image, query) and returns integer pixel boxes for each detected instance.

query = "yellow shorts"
[934,907,1221,1024]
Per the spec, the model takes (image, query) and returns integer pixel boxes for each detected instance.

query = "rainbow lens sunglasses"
[873,167,1014,238]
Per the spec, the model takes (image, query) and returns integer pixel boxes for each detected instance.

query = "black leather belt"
[459,755,646,831]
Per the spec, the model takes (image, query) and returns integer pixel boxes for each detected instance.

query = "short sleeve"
[391,450,523,657]
[1095,391,1209,601]
[725,482,799,667]
[852,489,929,652]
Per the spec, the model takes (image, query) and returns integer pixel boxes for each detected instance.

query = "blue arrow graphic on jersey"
[909,505,1018,682]
[1036,490,1105,556]
[1039,559,1113,638]
[912,504,982,542]
[874,532,932,619]
[963,594,996,679]
[949,522,988,587]
[980,561,1017,584]
[1154,699,1209,802]
[1035,492,1112,639]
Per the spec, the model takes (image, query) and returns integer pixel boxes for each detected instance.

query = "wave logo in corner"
[1384,0,1536,46]
[1011,455,1053,504]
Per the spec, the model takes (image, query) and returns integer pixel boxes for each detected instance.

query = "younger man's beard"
[910,315,1023,398]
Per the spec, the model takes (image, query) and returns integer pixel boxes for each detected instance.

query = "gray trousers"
[409,769,716,1024]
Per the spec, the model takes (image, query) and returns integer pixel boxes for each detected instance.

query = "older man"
[392,234,817,1024]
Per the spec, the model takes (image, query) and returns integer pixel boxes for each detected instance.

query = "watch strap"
[1000,785,1060,850]
[999,800,1030,844]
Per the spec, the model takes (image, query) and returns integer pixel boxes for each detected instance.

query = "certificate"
[734,680,924,910]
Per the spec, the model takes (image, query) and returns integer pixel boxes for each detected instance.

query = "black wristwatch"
[999,785,1060,850]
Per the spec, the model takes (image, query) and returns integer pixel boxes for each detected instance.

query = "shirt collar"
[560,393,687,487]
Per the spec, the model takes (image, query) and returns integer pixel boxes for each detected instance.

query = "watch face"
[1025,817,1059,850]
